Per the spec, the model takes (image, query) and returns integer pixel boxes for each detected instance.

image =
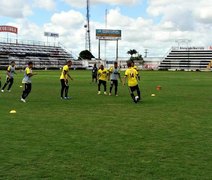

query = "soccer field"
[0,70,211,179]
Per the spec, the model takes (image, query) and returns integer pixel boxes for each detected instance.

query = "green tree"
[127,49,138,57]
[130,54,144,65]
[79,50,95,60]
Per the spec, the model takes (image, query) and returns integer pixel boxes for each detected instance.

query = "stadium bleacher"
[0,41,74,69]
[159,47,212,71]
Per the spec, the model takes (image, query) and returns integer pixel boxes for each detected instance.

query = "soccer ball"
[135,96,139,101]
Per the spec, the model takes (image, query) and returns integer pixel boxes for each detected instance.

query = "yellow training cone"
[10,110,17,114]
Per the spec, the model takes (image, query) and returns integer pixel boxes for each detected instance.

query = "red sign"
[0,25,18,34]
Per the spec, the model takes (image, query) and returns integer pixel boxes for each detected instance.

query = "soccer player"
[21,62,37,103]
[97,64,108,95]
[123,61,141,103]
[60,60,73,99]
[92,63,98,83]
[109,62,122,96]
[1,61,16,92]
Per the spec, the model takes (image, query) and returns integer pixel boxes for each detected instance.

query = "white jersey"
[7,65,16,78]
[22,67,32,84]
[109,67,120,80]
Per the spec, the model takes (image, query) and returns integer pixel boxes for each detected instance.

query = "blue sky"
[0,0,212,58]
[29,0,151,26]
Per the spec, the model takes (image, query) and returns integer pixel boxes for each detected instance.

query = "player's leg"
[95,75,97,83]
[65,81,69,98]
[115,80,118,96]
[129,86,137,103]
[60,79,66,98]
[25,83,32,98]
[98,80,102,94]
[103,81,107,94]
[1,77,9,91]
[136,85,141,101]
[92,74,94,83]
[109,80,113,95]
[21,83,27,102]
[21,83,31,101]
[7,78,14,91]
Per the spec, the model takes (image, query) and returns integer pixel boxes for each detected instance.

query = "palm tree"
[127,49,138,57]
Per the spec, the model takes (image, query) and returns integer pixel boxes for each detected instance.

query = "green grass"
[0,70,211,179]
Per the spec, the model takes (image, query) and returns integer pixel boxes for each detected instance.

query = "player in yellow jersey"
[123,61,141,103]
[21,62,37,103]
[60,60,73,99]
[97,65,108,95]
[1,61,16,92]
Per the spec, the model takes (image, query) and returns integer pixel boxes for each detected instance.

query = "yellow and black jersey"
[98,69,108,81]
[125,67,138,87]
[60,65,69,80]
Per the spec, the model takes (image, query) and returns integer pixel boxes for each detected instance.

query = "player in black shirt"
[92,63,98,83]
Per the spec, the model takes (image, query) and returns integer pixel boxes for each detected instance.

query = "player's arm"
[107,70,110,81]
[67,73,73,80]
[122,75,127,86]
[6,67,11,78]
[27,72,37,77]
[118,72,122,83]
[6,70,11,78]
[97,70,100,80]
[63,70,68,82]
[137,72,140,81]
[122,70,128,85]
[136,71,140,81]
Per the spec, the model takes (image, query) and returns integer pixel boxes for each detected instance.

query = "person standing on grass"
[21,62,37,103]
[92,63,98,83]
[97,64,108,95]
[123,61,141,103]
[60,60,73,100]
[1,61,16,93]
[109,62,122,96]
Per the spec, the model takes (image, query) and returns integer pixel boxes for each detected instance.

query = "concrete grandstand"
[159,47,212,71]
[0,37,74,69]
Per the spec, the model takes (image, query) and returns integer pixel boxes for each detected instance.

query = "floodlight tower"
[85,0,91,52]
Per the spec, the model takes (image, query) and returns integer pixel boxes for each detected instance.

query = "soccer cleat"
[104,92,107,95]
[21,98,26,103]
[1,90,4,93]
[98,91,101,95]
[109,93,112,96]
[64,96,71,100]
[8,90,11,92]
[115,94,118,97]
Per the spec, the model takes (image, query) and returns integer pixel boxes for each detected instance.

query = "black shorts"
[98,80,106,86]
[110,80,118,86]
[61,79,69,87]
[92,73,97,79]
[130,85,139,92]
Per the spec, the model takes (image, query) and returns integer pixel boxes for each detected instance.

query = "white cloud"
[33,0,56,11]
[50,10,85,28]
[193,1,212,24]
[2,0,212,58]
[63,0,139,8]
[0,0,32,18]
